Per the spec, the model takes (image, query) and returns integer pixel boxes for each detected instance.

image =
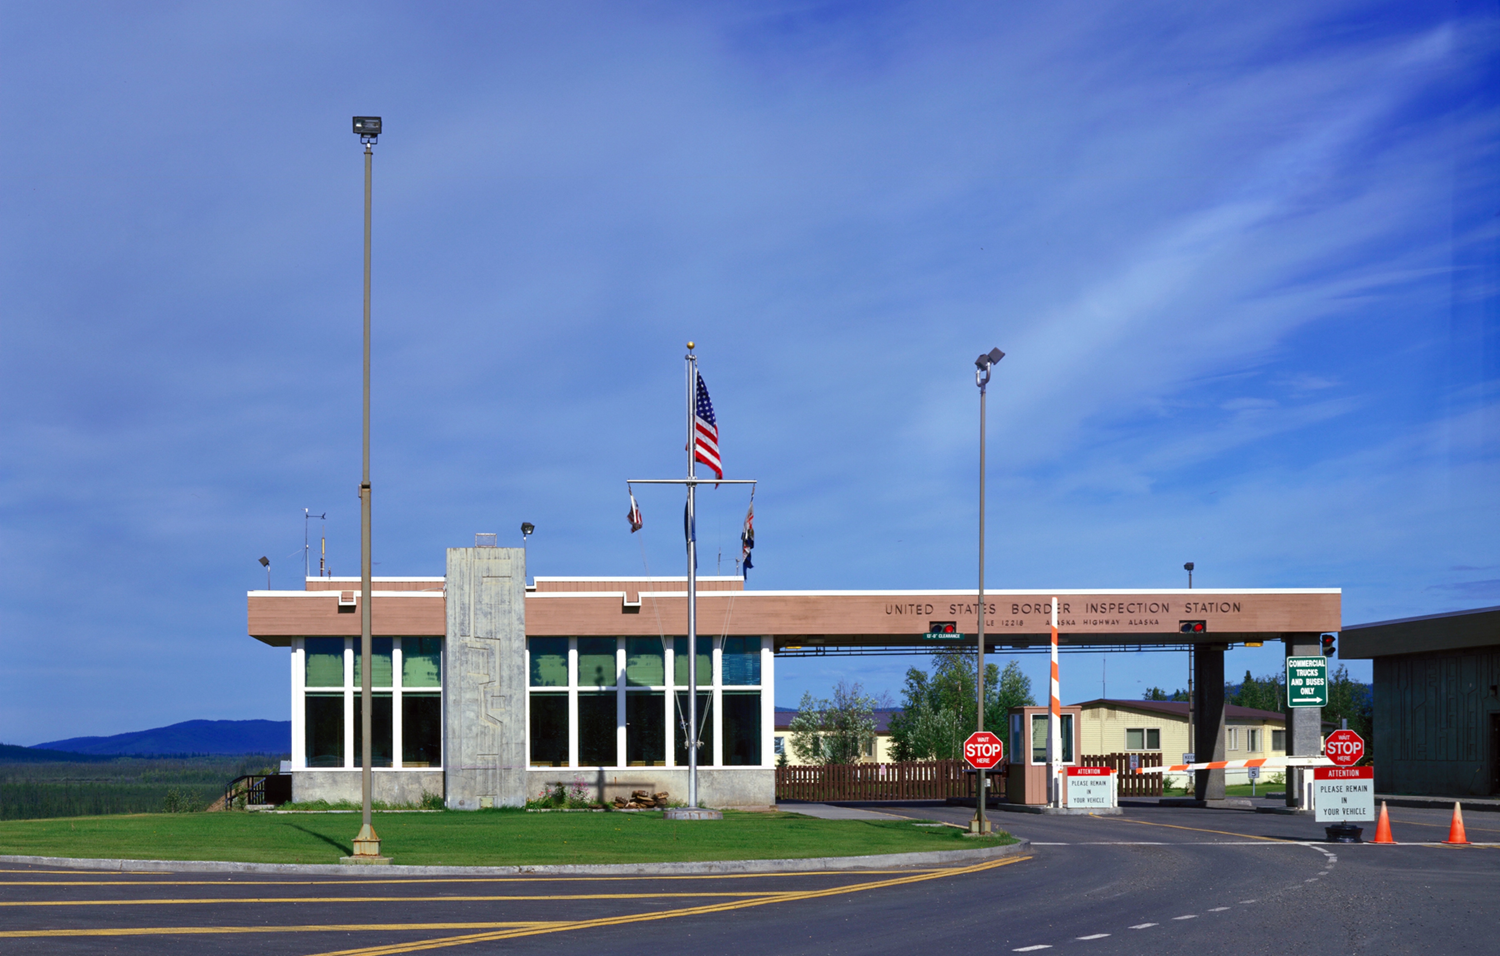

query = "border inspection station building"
[247,545,1341,810]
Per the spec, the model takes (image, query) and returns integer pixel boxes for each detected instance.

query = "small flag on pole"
[694,373,722,480]
[626,489,643,533]
[740,493,755,577]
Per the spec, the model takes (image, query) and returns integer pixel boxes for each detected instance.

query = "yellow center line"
[0,868,944,888]
[1389,818,1500,833]
[0,891,783,908]
[1105,816,1297,843]
[0,922,565,940]
[306,856,1032,956]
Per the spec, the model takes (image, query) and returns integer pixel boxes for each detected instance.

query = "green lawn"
[0,809,1013,866]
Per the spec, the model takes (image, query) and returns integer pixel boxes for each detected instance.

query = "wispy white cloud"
[0,2,1495,738]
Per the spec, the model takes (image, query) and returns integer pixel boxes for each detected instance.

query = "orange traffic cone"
[1444,801,1469,845]
[1372,801,1396,844]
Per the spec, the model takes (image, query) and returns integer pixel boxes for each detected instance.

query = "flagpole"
[685,343,699,809]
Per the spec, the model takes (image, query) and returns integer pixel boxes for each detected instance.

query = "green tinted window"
[723,691,761,765]
[721,637,760,685]
[577,638,616,689]
[673,637,711,687]
[305,638,345,687]
[305,693,343,767]
[354,637,393,687]
[529,637,568,687]
[402,637,441,687]
[626,638,665,686]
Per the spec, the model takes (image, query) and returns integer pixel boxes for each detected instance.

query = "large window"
[1272,729,1286,752]
[527,636,767,769]
[296,637,442,770]
[1246,728,1262,753]
[529,694,567,767]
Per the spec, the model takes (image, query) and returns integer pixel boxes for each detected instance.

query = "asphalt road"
[1,803,1495,956]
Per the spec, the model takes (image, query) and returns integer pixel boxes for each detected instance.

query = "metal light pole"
[1185,561,1194,778]
[972,347,1003,835]
[350,116,384,863]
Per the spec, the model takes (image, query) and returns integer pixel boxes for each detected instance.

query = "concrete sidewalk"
[776,802,909,820]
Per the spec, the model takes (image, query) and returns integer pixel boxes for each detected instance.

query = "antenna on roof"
[304,509,327,580]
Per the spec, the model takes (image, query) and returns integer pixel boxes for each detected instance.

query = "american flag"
[694,372,722,480]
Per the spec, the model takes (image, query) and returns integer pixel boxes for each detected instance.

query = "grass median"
[0,809,1014,866]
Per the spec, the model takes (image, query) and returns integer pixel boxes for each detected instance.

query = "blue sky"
[1,2,1495,744]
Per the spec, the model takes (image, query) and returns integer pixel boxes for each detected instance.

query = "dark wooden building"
[1341,605,1500,797]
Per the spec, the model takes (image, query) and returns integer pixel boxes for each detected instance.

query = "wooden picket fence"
[775,759,970,802]
[1081,752,1163,797]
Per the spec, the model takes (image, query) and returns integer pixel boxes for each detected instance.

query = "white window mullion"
[567,638,579,768]
[711,638,723,768]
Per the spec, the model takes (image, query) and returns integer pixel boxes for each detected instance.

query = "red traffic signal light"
[1321,634,1336,657]
[929,621,957,634]
[1179,620,1206,634]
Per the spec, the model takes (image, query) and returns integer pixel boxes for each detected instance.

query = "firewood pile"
[613,789,669,809]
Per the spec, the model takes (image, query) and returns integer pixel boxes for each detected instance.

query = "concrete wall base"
[526,768,774,809]
[292,771,444,806]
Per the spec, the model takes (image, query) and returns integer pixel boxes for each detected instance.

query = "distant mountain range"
[28,719,291,757]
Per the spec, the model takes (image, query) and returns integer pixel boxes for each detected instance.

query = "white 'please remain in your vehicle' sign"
[1313,767,1374,822]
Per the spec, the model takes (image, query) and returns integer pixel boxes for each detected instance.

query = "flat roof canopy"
[248,577,1340,649]
[1339,604,1499,659]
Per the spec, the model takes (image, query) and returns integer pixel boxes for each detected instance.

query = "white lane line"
[1208,906,1230,912]
[1129,923,1158,930]
[1172,915,1198,920]
[1030,842,1070,846]
[1012,946,1052,952]
[1305,878,1319,882]
[1318,870,1329,875]
[1239,900,1258,904]
[1076,933,1110,940]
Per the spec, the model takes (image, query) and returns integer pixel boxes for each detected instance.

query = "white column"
[615,640,627,768]
[391,639,404,769]
[290,640,306,769]
[760,638,775,767]
[711,638,723,767]
[665,640,676,768]
[343,637,355,770]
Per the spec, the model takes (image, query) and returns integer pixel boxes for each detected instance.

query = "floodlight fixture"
[521,522,535,544]
[353,116,381,144]
[975,347,1005,371]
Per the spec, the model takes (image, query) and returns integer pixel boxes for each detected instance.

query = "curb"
[0,840,1030,878]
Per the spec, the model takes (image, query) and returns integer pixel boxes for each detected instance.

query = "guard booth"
[1006,704,1082,805]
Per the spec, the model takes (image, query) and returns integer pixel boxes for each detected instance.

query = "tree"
[889,652,1035,761]
[1324,664,1372,754]
[788,681,881,765]
[1228,670,1284,712]
[1143,687,1189,701]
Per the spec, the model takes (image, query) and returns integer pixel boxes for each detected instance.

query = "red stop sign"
[964,731,1005,770]
[1324,729,1365,767]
